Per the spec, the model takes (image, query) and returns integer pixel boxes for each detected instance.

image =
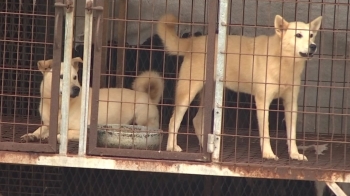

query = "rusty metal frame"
[87,0,218,162]
[1,151,350,184]
[0,0,63,153]
[0,2,349,195]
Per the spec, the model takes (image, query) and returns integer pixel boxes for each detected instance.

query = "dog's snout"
[72,86,80,93]
[309,44,317,52]
[70,86,80,98]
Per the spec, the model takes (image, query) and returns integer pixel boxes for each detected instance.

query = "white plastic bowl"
[94,124,163,150]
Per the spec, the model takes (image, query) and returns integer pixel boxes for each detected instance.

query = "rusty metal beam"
[0,151,349,183]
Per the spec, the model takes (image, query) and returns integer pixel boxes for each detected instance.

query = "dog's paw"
[166,144,182,152]
[20,133,38,143]
[290,153,308,161]
[262,152,279,160]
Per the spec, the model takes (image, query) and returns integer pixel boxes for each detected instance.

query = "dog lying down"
[20,57,164,143]
[158,14,322,161]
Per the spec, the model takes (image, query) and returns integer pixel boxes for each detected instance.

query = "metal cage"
[0,0,349,195]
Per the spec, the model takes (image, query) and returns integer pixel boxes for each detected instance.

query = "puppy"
[158,14,322,160]
[21,57,164,142]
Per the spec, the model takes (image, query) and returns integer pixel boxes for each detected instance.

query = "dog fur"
[158,14,322,160]
[20,57,164,142]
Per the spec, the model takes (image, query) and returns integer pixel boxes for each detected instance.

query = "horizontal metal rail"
[0,151,349,184]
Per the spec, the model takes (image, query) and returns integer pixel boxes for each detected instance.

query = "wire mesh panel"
[0,164,63,196]
[84,0,216,161]
[0,163,322,196]
[60,168,320,196]
[72,0,350,168]
[0,0,349,189]
[214,0,350,173]
[0,0,62,152]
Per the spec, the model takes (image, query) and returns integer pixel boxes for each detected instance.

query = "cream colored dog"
[158,14,322,161]
[21,57,164,142]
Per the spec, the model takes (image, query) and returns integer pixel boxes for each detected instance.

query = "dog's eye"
[60,74,63,79]
[310,34,313,38]
[73,76,77,80]
[295,33,302,38]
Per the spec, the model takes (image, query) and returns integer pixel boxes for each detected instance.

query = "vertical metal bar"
[78,0,94,156]
[49,0,64,151]
[204,0,218,161]
[100,0,109,88]
[116,0,126,88]
[89,0,104,152]
[59,0,76,155]
[212,0,228,162]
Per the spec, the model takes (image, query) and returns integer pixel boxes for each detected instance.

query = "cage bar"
[211,0,229,162]
[78,0,94,156]
[59,0,76,155]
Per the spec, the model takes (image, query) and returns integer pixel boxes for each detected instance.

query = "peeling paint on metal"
[0,151,349,183]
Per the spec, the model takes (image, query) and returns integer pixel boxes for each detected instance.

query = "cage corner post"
[88,0,104,154]
[204,0,218,161]
[47,0,65,152]
[211,0,229,162]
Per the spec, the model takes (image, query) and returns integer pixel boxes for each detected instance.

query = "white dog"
[157,14,322,160]
[21,57,164,142]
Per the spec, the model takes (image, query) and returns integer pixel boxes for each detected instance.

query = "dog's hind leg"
[167,80,204,152]
[255,93,278,160]
[57,129,80,143]
[134,105,160,129]
[282,86,307,161]
[193,90,205,147]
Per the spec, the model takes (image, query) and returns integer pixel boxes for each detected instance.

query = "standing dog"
[21,57,164,142]
[158,14,322,160]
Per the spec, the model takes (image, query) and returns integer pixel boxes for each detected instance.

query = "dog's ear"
[274,15,289,37]
[37,59,53,73]
[309,16,322,35]
[72,57,83,71]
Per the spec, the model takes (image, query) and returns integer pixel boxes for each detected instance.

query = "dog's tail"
[157,14,190,56]
[132,71,164,104]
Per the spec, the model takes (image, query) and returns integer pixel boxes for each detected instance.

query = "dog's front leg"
[167,79,204,152]
[20,125,49,142]
[283,87,308,161]
[255,95,278,160]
